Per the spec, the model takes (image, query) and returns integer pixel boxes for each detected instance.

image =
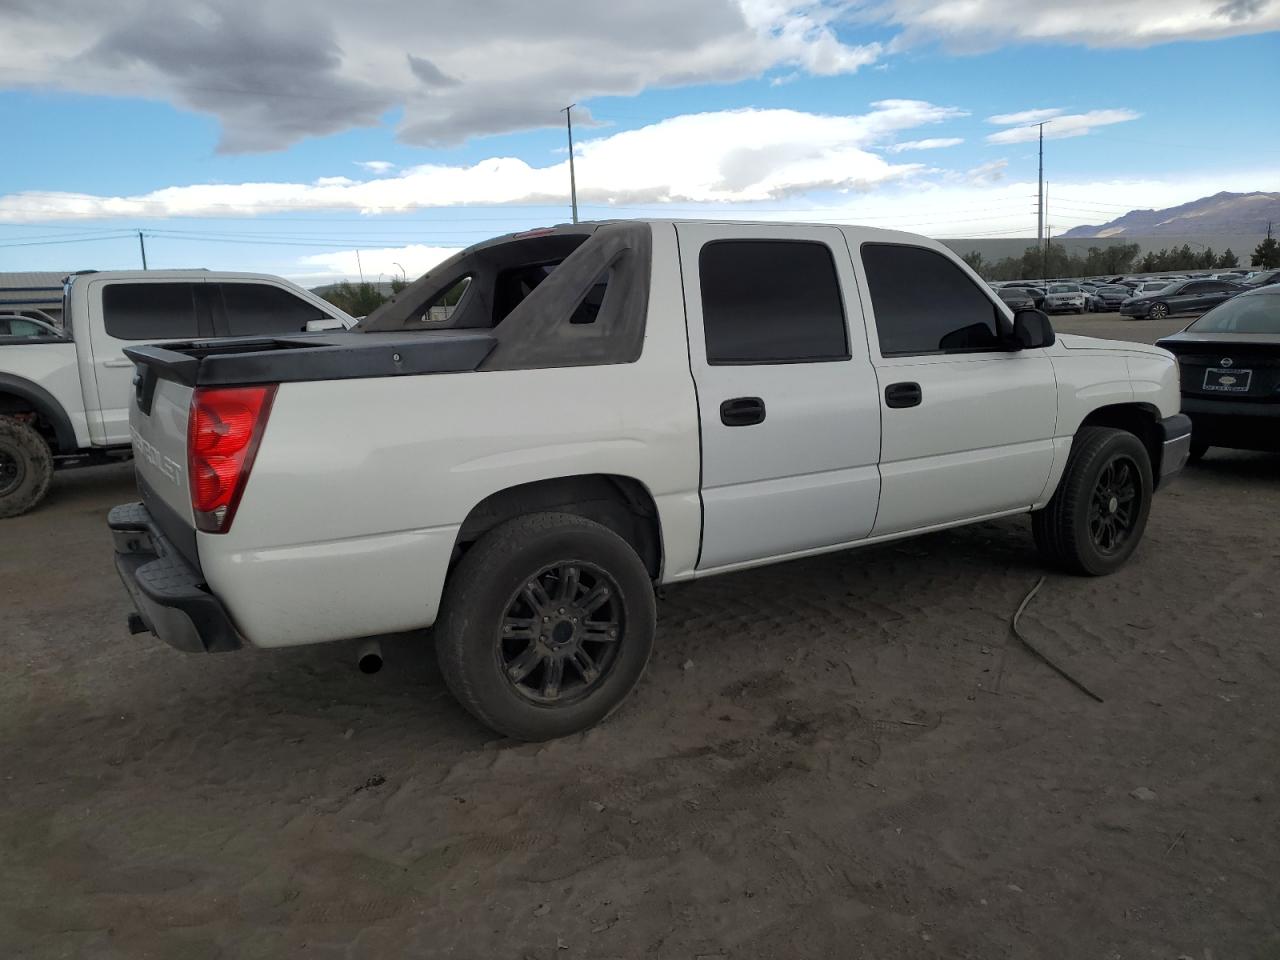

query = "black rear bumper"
[1181,397,1280,452]
[108,502,242,653]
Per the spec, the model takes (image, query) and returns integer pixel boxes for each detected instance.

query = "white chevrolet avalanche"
[110,221,1191,740]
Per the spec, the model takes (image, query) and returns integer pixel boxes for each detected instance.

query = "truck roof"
[65,270,306,284]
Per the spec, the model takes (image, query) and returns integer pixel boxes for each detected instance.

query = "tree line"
[317,277,409,317]
[960,242,1253,282]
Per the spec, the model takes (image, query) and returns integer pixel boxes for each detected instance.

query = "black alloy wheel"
[1088,455,1140,556]
[497,561,624,705]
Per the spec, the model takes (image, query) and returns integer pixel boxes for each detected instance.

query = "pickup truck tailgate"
[129,374,198,552]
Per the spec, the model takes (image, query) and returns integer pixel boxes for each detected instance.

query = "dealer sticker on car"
[1203,366,1252,392]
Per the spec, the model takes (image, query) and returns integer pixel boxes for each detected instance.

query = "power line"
[0,232,136,248]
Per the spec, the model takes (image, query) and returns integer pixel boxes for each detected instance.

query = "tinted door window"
[699,240,848,364]
[217,283,328,336]
[861,243,1003,355]
[102,283,199,340]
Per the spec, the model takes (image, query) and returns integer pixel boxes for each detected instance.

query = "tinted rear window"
[1187,293,1280,334]
[102,283,199,340]
[699,240,849,364]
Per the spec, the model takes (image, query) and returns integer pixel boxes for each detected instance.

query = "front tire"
[1033,427,1153,576]
[0,416,54,519]
[1148,302,1169,320]
[435,512,656,741]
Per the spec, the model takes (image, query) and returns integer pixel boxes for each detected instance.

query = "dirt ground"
[2,313,1277,959]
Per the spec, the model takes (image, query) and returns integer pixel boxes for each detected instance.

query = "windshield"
[1186,293,1280,334]
[1047,284,1077,293]
[998,288,1027,300]
[1141,282,1173,293]
[1099,286,1129,294]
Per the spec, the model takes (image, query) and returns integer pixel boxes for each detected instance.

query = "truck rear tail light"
[188,384,276,533]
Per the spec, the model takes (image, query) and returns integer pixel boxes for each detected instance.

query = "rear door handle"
[884,382,922,409]
[720,396,766,426]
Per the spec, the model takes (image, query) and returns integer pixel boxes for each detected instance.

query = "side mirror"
[1011,309,1055,349]
[304,317,344,332]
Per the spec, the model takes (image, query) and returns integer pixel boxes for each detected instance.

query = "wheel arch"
[1077,402,1163,477]
[453,474,664,580]
[0,374,77,453]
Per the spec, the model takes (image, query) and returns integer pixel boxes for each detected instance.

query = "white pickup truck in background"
[112,220,1191,740]
[0,270,353,517]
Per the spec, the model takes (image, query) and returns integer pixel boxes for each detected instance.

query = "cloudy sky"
[1,0,1277,282]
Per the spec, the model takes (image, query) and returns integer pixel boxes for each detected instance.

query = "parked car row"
[990,272,1268,320]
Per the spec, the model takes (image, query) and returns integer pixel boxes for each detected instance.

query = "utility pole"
[355,249,365,284]
[562,104,579,224]
[1037,122,1045,244]
[138,231,148,270]
[1043,182,1050,280]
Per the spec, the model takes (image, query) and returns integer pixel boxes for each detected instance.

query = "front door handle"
[104,358,135,368]
[884,381,922,409]
[720,396,766,426]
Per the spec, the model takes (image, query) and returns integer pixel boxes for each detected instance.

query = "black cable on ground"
[1010,576,1105,703]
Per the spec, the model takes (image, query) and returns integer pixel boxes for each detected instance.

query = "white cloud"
[298,244,461,282]
[960,159,1008,183]
[882,0,1280,49]
[886,137,964,152]
[986,108,1063,126]
[0,102,967,221]
[985,108,1140,143]
[1,2,1274,152]
[356,160,395,174]
[0,0,882,150]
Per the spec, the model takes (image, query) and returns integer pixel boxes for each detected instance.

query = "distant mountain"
[1061,191,1280,239]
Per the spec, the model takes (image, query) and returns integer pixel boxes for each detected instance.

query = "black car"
[1119,278,1243,320]
[1155,287,1280,460]
[1087,284,1132,312]
[996,286,1035,311]
[1002,283,1047,309]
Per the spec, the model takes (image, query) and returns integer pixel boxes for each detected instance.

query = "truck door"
[676,223,881,570]
[84,280,211,445]
[853,241,1057,536]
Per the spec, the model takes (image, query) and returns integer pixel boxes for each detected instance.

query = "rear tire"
[1188,439,1210,462]
[435,512,656,741]
[0,416,54,519]
[1033,427,1153,576]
